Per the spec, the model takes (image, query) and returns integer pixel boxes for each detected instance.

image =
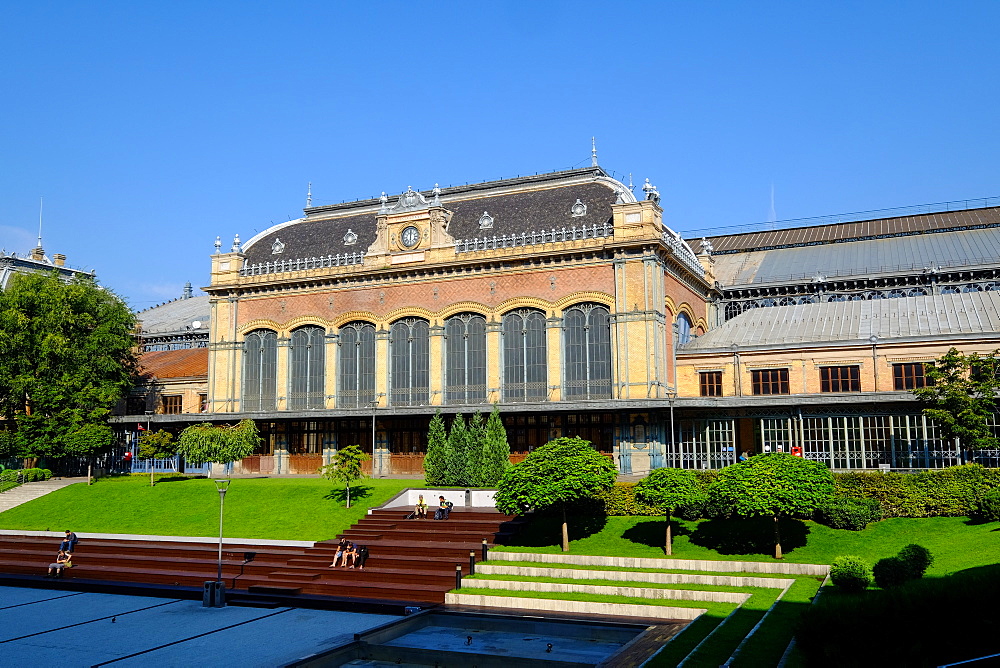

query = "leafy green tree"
[494,436,616,552]
[0,271,137,464]
[423,410,448,485]
[175,420,260,476]
[137,429,176,487]
[319,444,369,508]
[634,468,703,555]
[446,413,469,486]
[708,453,835,559]
[465,410,485,485]
[476,404,510,487]
[913,347,1000,452]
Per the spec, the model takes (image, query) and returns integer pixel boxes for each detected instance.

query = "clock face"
[401,225,420,248]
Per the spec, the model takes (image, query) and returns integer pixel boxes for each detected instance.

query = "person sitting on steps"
[434,495,453,520]
[46,550,71,578]
[353,544,369,569]
[59,530,78,554]
[329,539,351,567]
[414,494,428,519]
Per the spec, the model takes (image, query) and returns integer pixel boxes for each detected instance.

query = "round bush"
[816,496,883,530]
[897,544,933,579]
[977,488,1000,521]
[41,469,52,480]
[873,557,910,589]
[830,556,872,593]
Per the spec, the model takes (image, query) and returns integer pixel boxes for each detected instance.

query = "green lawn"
[497,514,999,574]
[0,475,412,541]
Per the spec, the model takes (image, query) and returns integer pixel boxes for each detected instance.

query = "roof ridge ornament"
[432,183,442,206]
[642,178,661,205]
[389,186,431,213]
[591,137,598,167]
[231,234,242,253]
[378,192,389,214]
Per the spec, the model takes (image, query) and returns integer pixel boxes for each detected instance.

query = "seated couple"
[328,539,369,569]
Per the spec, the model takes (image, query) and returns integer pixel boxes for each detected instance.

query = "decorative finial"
[214,236,222,253]
[37,196,44,250]
[591,137,598,167]
[628,173,634,192]
[183,282,193,299]
[306,182,312,208]
[231,234,241,253]
[699,237,714,256]
[432,183,441,206]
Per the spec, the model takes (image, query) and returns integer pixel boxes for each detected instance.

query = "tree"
[465,410,485,485]
[476,404,510,487]
[137,429,175,487]
[423,410,448,485]
[0,271,137,464]
[913,347,1000,452]
[494,436,616,552]
[708,453,834,559]
[634,468,703,555]
[175,420,260,476]
[319,445,369,508]
[446,413,469,486]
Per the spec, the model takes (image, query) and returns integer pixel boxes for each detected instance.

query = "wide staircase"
[240,507,524,604]
[0,507,523,608]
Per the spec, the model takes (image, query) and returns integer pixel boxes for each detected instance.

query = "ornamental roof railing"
[455,221,613,253]
[662,231,706,277]
[240,252,365,277]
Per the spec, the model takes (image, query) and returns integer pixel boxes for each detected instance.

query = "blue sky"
[2,2,998,309]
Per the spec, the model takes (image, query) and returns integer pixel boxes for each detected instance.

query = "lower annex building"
[117,167,1000,475]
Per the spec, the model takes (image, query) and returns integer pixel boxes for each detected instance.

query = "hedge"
[601,465,1000,518]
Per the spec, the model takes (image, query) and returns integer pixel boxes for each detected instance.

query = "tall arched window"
[243,329,277,412]
[563,304,612,400]
[675,312,693,345]
[338,322,375,409]
[445,313,487,404]
[390,318,430,406]
[289,326,325,410]
[502,309,547,402]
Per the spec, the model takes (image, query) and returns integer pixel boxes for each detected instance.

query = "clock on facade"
[400,225,420,248]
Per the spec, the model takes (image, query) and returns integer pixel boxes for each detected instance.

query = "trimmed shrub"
[829,555,872,593]
[977,487,1000,521]
[834,464,1000,518]
[873,556,910,589]
[0,469,17,481]
[594,483,661,516]
[40,469,52,480]
[898,544,933,579]
[816,496,883,530]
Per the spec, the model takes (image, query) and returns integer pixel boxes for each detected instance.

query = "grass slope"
[497,515,998,574]
[0,475,412,541]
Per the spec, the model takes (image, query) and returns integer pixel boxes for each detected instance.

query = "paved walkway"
[0,478,85,513]
[0,585,397,667]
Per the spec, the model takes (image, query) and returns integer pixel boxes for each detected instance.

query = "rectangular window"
[893,363,928,390]
[126,396,147,415]
[161,395,183,414]
[699,371,723,397]
[198,394,208,412]
[751,369,789,395]
[820,366,861,392]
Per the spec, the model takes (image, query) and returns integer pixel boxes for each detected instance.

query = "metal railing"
[455,221,613,253]
[239,252,365,277]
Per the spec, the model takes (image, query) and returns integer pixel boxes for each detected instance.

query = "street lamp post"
[214,479,231,583]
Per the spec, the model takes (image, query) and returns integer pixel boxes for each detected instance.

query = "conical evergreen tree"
[479,404,511,487]
[423,410,448,485]
[466,410,485,486]
[446,413,468,485]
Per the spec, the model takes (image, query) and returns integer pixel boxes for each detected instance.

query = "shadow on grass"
[323,485,374,504]
[501,500,608,548]
[687,517,808,556]
[620,518,694,551]
[154,475,205,483]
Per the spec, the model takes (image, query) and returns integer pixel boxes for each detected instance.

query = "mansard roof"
[679,291,1000,352]
[137,295,211,336]
[241,168,631,265]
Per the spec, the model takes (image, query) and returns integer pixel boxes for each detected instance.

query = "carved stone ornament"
[344,229,358,246]
[271,238,285,254]
[570,198,587,217]
[479,211,494,229]
[389,186,430,213]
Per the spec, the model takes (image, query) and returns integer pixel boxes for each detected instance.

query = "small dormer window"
[271,238,285,254]
[479,211,494,229]
[344,229,358,245]
[570,199,587,217]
